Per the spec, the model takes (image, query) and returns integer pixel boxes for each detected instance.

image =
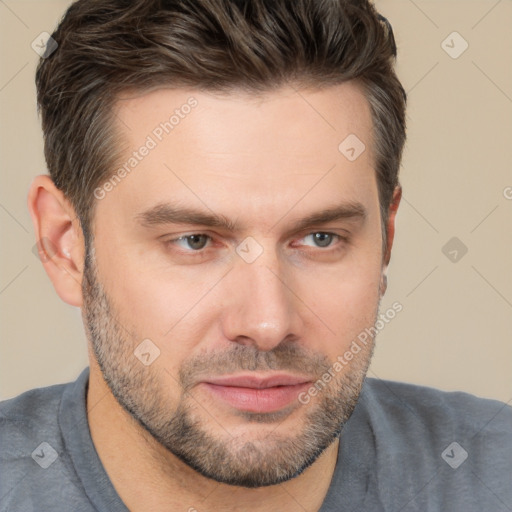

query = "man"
[1,0,510,510]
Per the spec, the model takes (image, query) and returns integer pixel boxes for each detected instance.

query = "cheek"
[296,256,382,357]
[111,269,211,336]
[93,232,203,339]
[99,256,223,376]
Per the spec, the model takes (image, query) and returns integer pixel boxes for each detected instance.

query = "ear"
[27,175,85,307]
[380,185,402,296]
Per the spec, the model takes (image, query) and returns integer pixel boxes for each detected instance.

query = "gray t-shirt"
[1,368,511,511]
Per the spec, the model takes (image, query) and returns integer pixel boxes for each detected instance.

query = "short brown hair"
[36,0,406,245]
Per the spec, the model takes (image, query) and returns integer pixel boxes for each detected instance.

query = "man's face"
[83,83,385,487]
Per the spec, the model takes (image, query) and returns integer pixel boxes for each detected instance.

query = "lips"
[199,373,312,413]
[204,373,311,389]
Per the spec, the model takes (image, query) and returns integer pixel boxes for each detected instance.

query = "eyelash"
[164,232,349,255]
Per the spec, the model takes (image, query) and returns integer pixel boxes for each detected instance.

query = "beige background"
[1,0,511,402]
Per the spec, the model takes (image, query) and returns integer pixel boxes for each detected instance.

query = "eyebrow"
[135,201,367,233]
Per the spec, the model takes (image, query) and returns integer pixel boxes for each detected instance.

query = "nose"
[220,247,304,351]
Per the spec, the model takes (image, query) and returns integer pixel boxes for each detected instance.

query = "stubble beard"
[81,241,377,488]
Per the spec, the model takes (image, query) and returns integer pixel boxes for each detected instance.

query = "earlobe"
[379,272,388,297]
[27,175,85,307]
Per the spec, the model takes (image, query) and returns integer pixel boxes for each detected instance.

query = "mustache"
[179,343,332,391]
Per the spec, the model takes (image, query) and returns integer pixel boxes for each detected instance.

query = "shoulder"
[362,377,512,437]
[0,382,71,461]
[0,382,68,478]
[0,377,92,511]
[0,382,70,464]
[0,382,68,431]
[349,378,512,510]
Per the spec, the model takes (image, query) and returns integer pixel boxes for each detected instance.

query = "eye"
[171,234,212,251]
[301,232,343,248]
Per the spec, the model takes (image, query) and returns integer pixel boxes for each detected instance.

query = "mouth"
[199,373,313,413]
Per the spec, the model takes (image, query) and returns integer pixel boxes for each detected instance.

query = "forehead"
[114,82,373,155]
[101,83,377,229]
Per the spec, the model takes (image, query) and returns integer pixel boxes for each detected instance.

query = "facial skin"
[28,82,401,511]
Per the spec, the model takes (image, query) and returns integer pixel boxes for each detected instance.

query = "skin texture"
[28,82,401,511]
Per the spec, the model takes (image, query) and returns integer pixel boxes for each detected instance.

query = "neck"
[87,364,339,512]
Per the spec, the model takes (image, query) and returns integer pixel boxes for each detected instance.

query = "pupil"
[315,233,331,247]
